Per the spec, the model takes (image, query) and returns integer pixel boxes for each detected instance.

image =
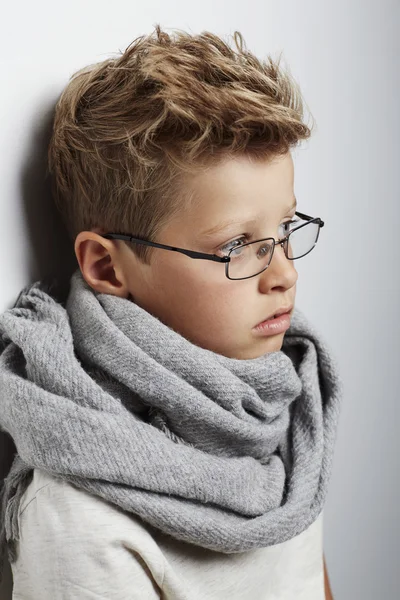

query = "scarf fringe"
[0,275,65,584]
[0,455,33,584]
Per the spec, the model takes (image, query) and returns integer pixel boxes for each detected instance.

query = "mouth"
[255,305,293,327]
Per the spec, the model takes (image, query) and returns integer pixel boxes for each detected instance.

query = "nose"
[259,239,298,288]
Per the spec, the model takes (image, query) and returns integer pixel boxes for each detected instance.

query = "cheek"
[160,266,252,325]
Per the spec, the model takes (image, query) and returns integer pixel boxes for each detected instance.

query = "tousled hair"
[47,25,314,263]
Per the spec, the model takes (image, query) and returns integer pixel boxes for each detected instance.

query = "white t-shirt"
[10,468,325,599]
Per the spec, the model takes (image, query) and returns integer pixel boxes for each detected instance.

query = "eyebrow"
[200,197,297,238]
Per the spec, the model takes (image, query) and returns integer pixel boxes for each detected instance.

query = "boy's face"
[79,151,298,360]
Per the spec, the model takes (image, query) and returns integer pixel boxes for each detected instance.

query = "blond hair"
[47,25,314,263]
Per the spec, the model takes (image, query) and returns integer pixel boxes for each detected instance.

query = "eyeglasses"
[99,211,324,281]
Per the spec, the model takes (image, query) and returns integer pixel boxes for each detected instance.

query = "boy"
[0,25,340,598]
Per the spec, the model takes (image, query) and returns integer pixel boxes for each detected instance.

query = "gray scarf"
[0,268,342,582]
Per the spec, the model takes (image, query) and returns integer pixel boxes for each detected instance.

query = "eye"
[218,235,250,257]
[280,218,300,235]
[218,218,300,257]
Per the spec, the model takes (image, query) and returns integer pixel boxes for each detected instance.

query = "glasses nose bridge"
[270,234,289,262]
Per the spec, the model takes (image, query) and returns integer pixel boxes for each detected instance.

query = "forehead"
[181,152,295,220]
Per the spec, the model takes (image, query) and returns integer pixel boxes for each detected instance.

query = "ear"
[74,230,131,298]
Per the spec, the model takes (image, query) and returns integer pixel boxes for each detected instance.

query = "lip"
[255,305,293,327]
[252,310,292,336]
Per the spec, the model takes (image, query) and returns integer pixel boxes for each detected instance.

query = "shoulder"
[19,468,162,553]
[13,468,165,599]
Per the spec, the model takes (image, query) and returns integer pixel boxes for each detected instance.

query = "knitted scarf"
[0,268,342,582]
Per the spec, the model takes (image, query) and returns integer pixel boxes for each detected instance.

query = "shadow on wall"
[19,99,78,303]
[0,432,16,598]
[0,100,78,599]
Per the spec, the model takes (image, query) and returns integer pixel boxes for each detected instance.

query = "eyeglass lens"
[227,220,320,280]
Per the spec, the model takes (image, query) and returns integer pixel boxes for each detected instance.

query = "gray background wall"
[1,1,399,598]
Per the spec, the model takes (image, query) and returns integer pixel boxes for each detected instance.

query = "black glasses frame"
[99,211,324,280]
